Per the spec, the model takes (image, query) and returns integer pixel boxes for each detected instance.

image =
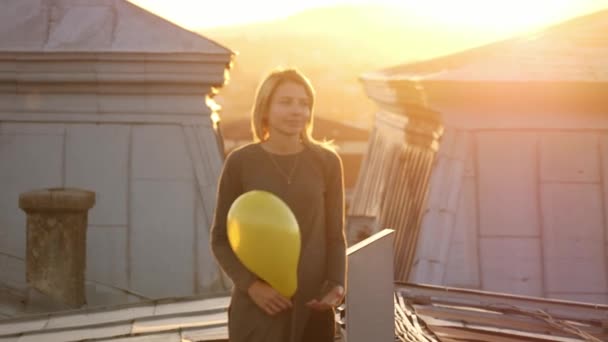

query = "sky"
[129,0,608,34]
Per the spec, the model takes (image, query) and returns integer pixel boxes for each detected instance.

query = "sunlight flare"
[129,0,606,34]
[407,0,577,33]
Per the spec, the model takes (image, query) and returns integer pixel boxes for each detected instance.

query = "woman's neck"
[262,134,304,155]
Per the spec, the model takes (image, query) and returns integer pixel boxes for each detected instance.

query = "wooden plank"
[395,301,429,342]
[438,338,466,342]
[413,304,606,339]
[548,293,608,305]
[395,294,438,342]
[397,283,608,322]
[429,325,574,342]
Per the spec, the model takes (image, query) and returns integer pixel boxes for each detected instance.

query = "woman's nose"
[291,103,308,115]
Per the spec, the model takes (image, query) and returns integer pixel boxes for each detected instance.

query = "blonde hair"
[251,68,330,148]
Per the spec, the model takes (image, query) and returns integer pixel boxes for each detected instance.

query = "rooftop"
[0,0,231,55]
[364,10,608,83]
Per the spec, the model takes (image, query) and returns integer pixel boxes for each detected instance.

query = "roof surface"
[0,294,230,342]
[0,0,232,55]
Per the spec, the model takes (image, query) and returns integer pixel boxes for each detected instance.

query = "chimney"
[19,188,95,308]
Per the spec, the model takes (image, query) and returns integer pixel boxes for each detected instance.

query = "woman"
[210,68,347,342]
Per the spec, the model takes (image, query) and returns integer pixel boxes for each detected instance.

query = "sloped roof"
[0,294,230,341]
[366,9,608,83]
[0,0,231,55]
[10,283,602,342]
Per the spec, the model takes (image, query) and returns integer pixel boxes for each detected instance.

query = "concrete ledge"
[19,188,95,212]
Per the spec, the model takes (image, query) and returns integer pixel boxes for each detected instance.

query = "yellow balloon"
[227,190,301,297]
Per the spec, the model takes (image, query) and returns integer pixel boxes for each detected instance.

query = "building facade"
[353,10,608,303]
[0,0,233,314]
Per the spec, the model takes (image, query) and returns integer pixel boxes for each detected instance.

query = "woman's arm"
[210,152,257,293]
[324,150,347,293]
[308,150,347,311]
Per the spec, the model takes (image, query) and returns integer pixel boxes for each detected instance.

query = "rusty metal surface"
[349,101,442,282]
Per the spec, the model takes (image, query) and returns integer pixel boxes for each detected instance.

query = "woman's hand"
[306,285,345,311]
[247,280,293,316]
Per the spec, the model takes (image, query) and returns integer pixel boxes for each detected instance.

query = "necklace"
[265,150,301,185]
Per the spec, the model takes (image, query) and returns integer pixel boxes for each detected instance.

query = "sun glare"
[406,0,578,34]
[130,0,605,33]
[129,0,305,29]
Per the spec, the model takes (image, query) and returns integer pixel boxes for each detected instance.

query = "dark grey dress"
[210,142,346,342]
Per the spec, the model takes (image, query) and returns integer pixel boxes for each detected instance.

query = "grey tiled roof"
[0,295,230,342]
[0,0,232,54]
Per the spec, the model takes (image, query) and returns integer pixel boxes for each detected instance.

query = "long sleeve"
[324,150,347,291]
[210,152,257,293]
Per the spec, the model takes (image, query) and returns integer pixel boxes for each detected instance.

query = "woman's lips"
[285,120,304,127]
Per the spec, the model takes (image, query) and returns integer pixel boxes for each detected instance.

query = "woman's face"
[266,81,311,138]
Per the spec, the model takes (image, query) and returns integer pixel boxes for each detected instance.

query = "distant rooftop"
[365,9,608,83]
[221,116,370,142]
